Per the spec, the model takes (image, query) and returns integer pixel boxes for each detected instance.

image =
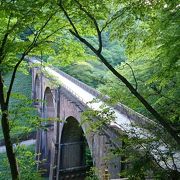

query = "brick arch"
[61,116,84,144]
[43,87,55,118]
[58,116,92,179]
[39,87,56,176]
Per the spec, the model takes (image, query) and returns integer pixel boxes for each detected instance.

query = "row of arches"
[34,75,93,179]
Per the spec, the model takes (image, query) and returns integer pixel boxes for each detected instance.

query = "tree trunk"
[0,73,19,179]
[1,113,19,180]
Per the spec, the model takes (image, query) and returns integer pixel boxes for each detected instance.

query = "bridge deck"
[29,58,138,131]
[29,57,180,172]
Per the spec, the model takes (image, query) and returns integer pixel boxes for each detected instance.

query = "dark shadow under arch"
[43,87,55,119]
[39,87,55,176]
[59,116,93,179]
[34,75,41,105]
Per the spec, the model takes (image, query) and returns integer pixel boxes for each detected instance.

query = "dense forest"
[0,0,179,179]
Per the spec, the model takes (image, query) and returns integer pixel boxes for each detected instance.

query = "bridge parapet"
[52,65,151,128]
[52,67,100,97]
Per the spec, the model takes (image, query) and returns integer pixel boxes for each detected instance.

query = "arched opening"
[34,75,41,105]
[59,116,93,179]
[39,87,55,176]
[43,88,55,119]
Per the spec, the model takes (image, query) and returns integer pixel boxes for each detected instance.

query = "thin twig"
[101,10,125,32]
[27,26,36,36]
[126,63,138,90]
[7,13,12,32]
[39,24,68,43]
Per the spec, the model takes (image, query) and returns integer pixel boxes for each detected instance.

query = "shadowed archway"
[34,75,41,105]
[58,116,92,179]
[39,87,55,176]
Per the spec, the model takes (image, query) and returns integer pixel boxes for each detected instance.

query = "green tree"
[97,1,180,177]
[0,1,62,178]
[0,0,179,178]
[59,33,125,88]
[58,0,180,145]
[56,0,180,178]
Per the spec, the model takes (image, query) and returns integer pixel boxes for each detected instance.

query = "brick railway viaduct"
[30,57,148,180]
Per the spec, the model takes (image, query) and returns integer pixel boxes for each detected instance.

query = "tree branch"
[27,26,36,36]
[60,2,180,145]
[0,14,12,63]
[32,12,57,46]
[0,32,9,63]
[126,63,138,90]
[74,0,102,53]
[39,24,68,44]
[59,0,79,36]
[0,10,34,64]
[5,14,55,106]
[101,9,125,32]
[0,72,5,109]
